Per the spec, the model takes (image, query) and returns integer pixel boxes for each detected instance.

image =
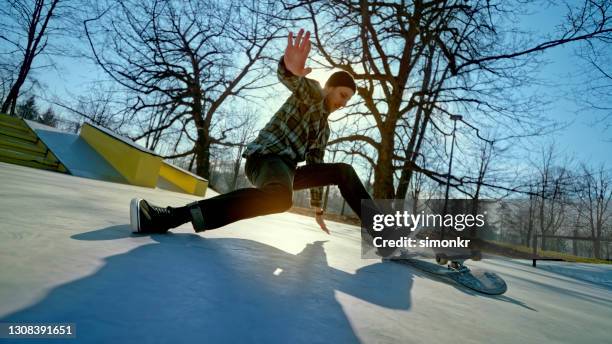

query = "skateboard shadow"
[1,225,414,343]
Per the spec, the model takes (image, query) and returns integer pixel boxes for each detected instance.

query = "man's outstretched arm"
[277,29,321,103]
[284,28,312,77]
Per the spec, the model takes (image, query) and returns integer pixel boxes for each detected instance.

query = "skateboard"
[390,250,507,295]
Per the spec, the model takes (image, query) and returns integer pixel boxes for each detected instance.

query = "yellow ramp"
[81,123,161,187]
[159,162,208,197]
[80,122,207,196]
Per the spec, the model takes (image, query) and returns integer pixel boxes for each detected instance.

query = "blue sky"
[514,2,611,167]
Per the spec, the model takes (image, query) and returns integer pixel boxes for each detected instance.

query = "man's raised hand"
[284,29,312,77]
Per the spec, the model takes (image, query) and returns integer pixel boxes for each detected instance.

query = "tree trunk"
[593,238,601,259]
[230,145,244,191]
[395,110,426,200]
[573,229,579,256]
[526,195,534,248]
[1,67,29,114]
[1,0,59,114]
[470,197,479,239]
[195,139,211,180]
[373,131,395,199]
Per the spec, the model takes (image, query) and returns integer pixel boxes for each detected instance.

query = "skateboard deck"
[391,251,507,295]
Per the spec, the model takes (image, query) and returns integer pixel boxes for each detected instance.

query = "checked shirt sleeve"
[306,147,325,208]
[277,56,322,104]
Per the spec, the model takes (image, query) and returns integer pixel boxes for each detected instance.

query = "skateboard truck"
[435,253,469,272]
[435,250,482,265]
[448,260,469,272]
[435,253,449,265]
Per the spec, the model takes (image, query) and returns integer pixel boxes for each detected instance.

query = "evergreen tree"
[40,107,58,127]
[16,95,39,120]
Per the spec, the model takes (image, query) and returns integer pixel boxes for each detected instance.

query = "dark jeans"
[194,154,372,230]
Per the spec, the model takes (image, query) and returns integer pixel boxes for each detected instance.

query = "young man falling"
[130,29,387,253]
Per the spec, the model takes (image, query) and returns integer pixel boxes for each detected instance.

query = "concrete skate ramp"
[25,120,207,196]
[26,121,127,184]
[0,162,611,344]
[79,121,208,195]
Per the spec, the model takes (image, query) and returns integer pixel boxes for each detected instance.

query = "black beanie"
[325,71,356,92]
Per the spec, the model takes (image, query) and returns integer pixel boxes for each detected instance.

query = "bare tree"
[577,46,612,138]
[0,0,62,114]
[223,108,259,191]
[575,164,612,258]
[0,68,15,105]
[84,0,282,179]
[572,1,612,140]
[524,185,538,247]
[50,83,129,131]
[532,144,573,251]
[464,140,498,238]
[276,0,611,200]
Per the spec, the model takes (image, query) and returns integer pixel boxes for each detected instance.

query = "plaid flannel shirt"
[243,56,330,207]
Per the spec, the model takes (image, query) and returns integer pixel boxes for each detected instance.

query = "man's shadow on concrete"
[1,225,414,343]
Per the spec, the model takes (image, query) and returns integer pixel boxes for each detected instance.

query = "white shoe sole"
[130,198,142,233]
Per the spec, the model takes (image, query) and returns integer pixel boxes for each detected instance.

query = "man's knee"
[272,189,293,212]
[276,190,293,212]
[337,162,357,181]
[261,184,293,212]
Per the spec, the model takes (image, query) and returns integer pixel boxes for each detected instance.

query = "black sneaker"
[130,198,177,234]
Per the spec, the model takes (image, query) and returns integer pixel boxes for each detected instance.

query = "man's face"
[324,86,354,112]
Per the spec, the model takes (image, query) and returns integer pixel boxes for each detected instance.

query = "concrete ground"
[1,162,611,343]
